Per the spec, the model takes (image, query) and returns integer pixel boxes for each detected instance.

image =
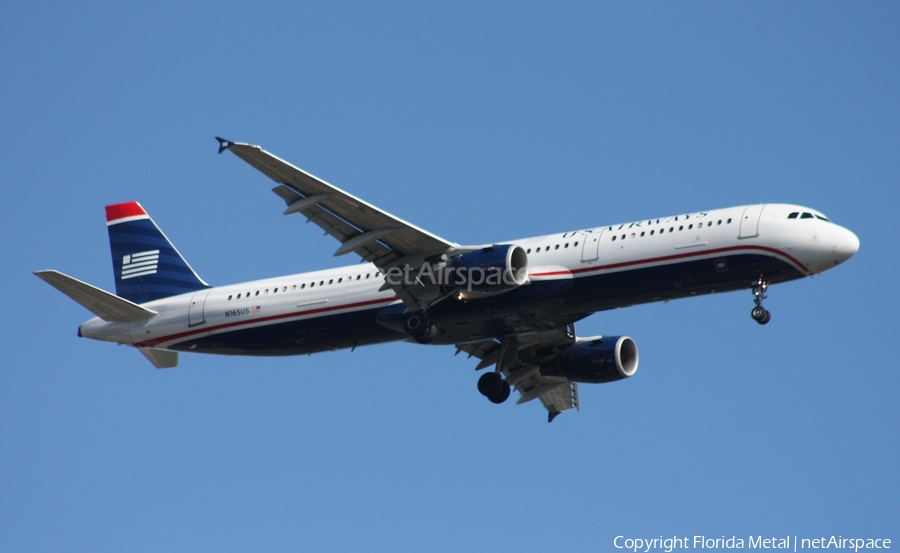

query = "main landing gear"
[477,371,511,404]
[403,313,438,344]
[751,276,772,325]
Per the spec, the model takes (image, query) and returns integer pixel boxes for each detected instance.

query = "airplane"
[35,138,860,421]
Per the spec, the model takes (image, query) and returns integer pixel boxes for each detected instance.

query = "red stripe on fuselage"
[530,245,809,278]
[136,296,400,348]
[138,245,805,349]
[105,202,147,223]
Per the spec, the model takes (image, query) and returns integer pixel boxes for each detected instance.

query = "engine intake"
[449,245,528,293]
[555,336,639,383]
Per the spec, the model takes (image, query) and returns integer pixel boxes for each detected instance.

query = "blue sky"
[2,2,898,551]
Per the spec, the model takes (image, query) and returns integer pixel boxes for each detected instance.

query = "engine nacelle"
[449,244,528,293]
[555,336,639,383]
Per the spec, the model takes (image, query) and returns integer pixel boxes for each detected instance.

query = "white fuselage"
[79,203,859,354]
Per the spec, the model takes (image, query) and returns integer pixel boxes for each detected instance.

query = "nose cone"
[833,227,860,265]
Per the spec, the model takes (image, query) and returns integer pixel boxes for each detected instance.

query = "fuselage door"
[739,205,765,239]
[581,230,603,262]
[188,289,212,327]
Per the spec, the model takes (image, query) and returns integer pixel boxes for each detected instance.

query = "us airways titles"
[598,211,712,232]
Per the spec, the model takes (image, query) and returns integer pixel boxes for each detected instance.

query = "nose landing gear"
[751,276,771,325]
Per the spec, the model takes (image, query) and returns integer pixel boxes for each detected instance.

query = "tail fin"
[106,202,209,304]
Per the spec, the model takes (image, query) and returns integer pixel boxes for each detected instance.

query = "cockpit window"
[787,212,799,219]
[815,214,830,222]
[800,212,814,219]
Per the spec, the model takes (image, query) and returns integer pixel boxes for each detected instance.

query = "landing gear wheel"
[477,372,511,404]
[477,371,503,397]
[751,306,771,325]
[488,381,511,404]
[404,314,438,344]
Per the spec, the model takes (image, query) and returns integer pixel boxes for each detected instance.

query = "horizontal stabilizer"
[138,347,178,369]
[34,270,157,323]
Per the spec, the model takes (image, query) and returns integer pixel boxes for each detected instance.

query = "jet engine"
[449,245,528,293]
[545,336,639,383]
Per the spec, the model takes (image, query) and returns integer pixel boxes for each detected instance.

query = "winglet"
[215,137,233,154]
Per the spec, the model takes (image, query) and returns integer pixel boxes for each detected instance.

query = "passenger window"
[727,218,732,224]
[329,279,333,285]
[320,281,324,286]
[228,295,233,300]
[717,220,722,225]
[630,233,635,239]
[669,227,674,232]
[310,282,315,288]
[273,288,277,294]
[301,283,306,289]
[338,278,343,283]
[574,242,578,246]
[707,221,712,227]
[688,224,693,230]
[650,230,655,235]
[291,285,296,290]
[640,232,645,237]
[612,236,617,241]
[554,244,559,250]
[621,235,626,240]
[564,243,569,248]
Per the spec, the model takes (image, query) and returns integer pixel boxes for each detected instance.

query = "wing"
[456,325,580,422]
[217,138,460,309]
